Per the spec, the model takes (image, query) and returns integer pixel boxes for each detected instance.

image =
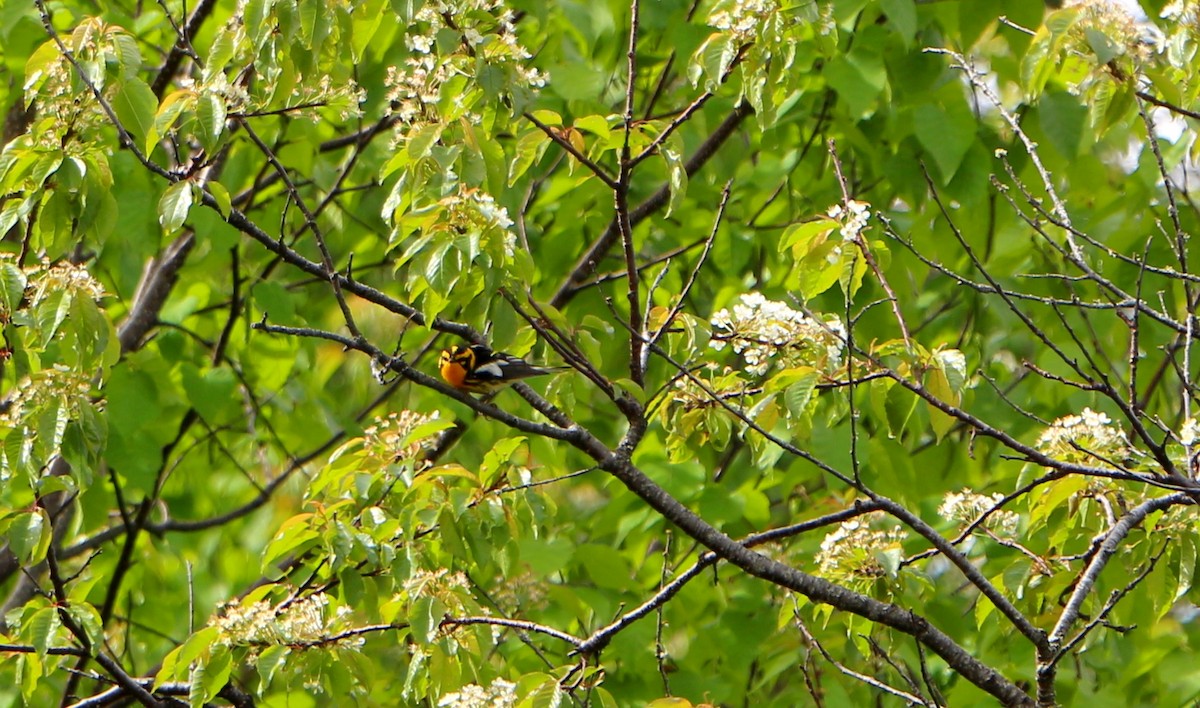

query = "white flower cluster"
[1035,407,1130,464]
[212,593,363,650]
[938,488,1020,536]
[708,0,780,40]
[386,56,454,127]
[1077,2,1139,40]
[23,20,115,144]
[193,71,250,115]
[710,293,846,375]
[489,569,547,612]
[31,261,106,305]
[826,199,871,243]
[288,74,366,123]
[386,0,544,131]
[404,567,471,597]
[1163,0,1199,25]
[437,678,517,708]
[2,365,93,426]
[440,188,517,249]
[815,515,906,580]
[363,409,440,463]
[205,12,364,124]
[1180,417,1200,445]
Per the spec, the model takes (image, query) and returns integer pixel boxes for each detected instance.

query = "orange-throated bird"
[439,344,568,394]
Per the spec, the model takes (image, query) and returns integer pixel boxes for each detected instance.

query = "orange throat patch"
[440,359,468,389]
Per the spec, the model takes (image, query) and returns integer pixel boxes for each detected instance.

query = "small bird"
[439,344,567,393]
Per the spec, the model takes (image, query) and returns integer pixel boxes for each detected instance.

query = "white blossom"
[1162,0,1199,24]
[709,0,779,40]
[212,593,364,650]
[938,488,1020,536]
[363,409,441,463]
[710,293,845,375]
[438,678,517,708]
[406,33,434,53]
[815,514,905,580]
[826,199,871,242]
[1036,407,1130,463]
[1180,417,1200,446]
[387,0,544,135]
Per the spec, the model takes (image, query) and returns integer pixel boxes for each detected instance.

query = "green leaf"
[408,595,443,644]
[838,239,868,299]
[350,0,386,61]
[66,294,112,368]
[933,348,967,395]
[794,241,844,300]
[187,659,206,707]
[1084,26,1122,65]
[1020,25,1062,97]
[9,508,50,564]
[823,44,887,118]
[112,78,158,154]
[34,394,70,460]
[195,93,227,153]
[574,114,612,141]
[0,262,28,317]
[24,40,62,95]
[781,218,837,255]
[576,544,632,590]
[779,369,818,418]
[204,24,238,82]
[662,139,687,217]
[252,281,297,322]
[245,0,278,49]
[158,180,194,232]
[155,89,194,136]
[110,28,142,79]
[517,537,573,577]
[261,514,320,573]
[181,365,237,424]
[256,645,291,692]
[200,644,233,704]
[479,436,526,487]
[925,363,957,442]
[1039,90,1087,158]
[1176,536,1195,602]
[26,606,61,658]
[407,124,443,161]
[16,653,43,700]
[696,34,739,90]
[915,100,976,183]
[207,182,232,217]
[883,381,918,439]
[1028,476,1088,528]
[527,109,562,126]
[548,62,606,102]
[524,679,565,708]
[0,199,23,236]
[879,0,916,43]
[64,603,103,648]
[510,129,550,185]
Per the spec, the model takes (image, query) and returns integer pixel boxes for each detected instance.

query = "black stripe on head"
[450,345,476,368]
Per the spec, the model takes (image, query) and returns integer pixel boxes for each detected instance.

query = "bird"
[438,344,568,394]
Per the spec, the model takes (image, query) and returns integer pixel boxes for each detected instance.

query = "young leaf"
[158,180,194,232]
[112,78,158,154]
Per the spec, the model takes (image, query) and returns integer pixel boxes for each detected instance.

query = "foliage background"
[0,0,1199,705]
